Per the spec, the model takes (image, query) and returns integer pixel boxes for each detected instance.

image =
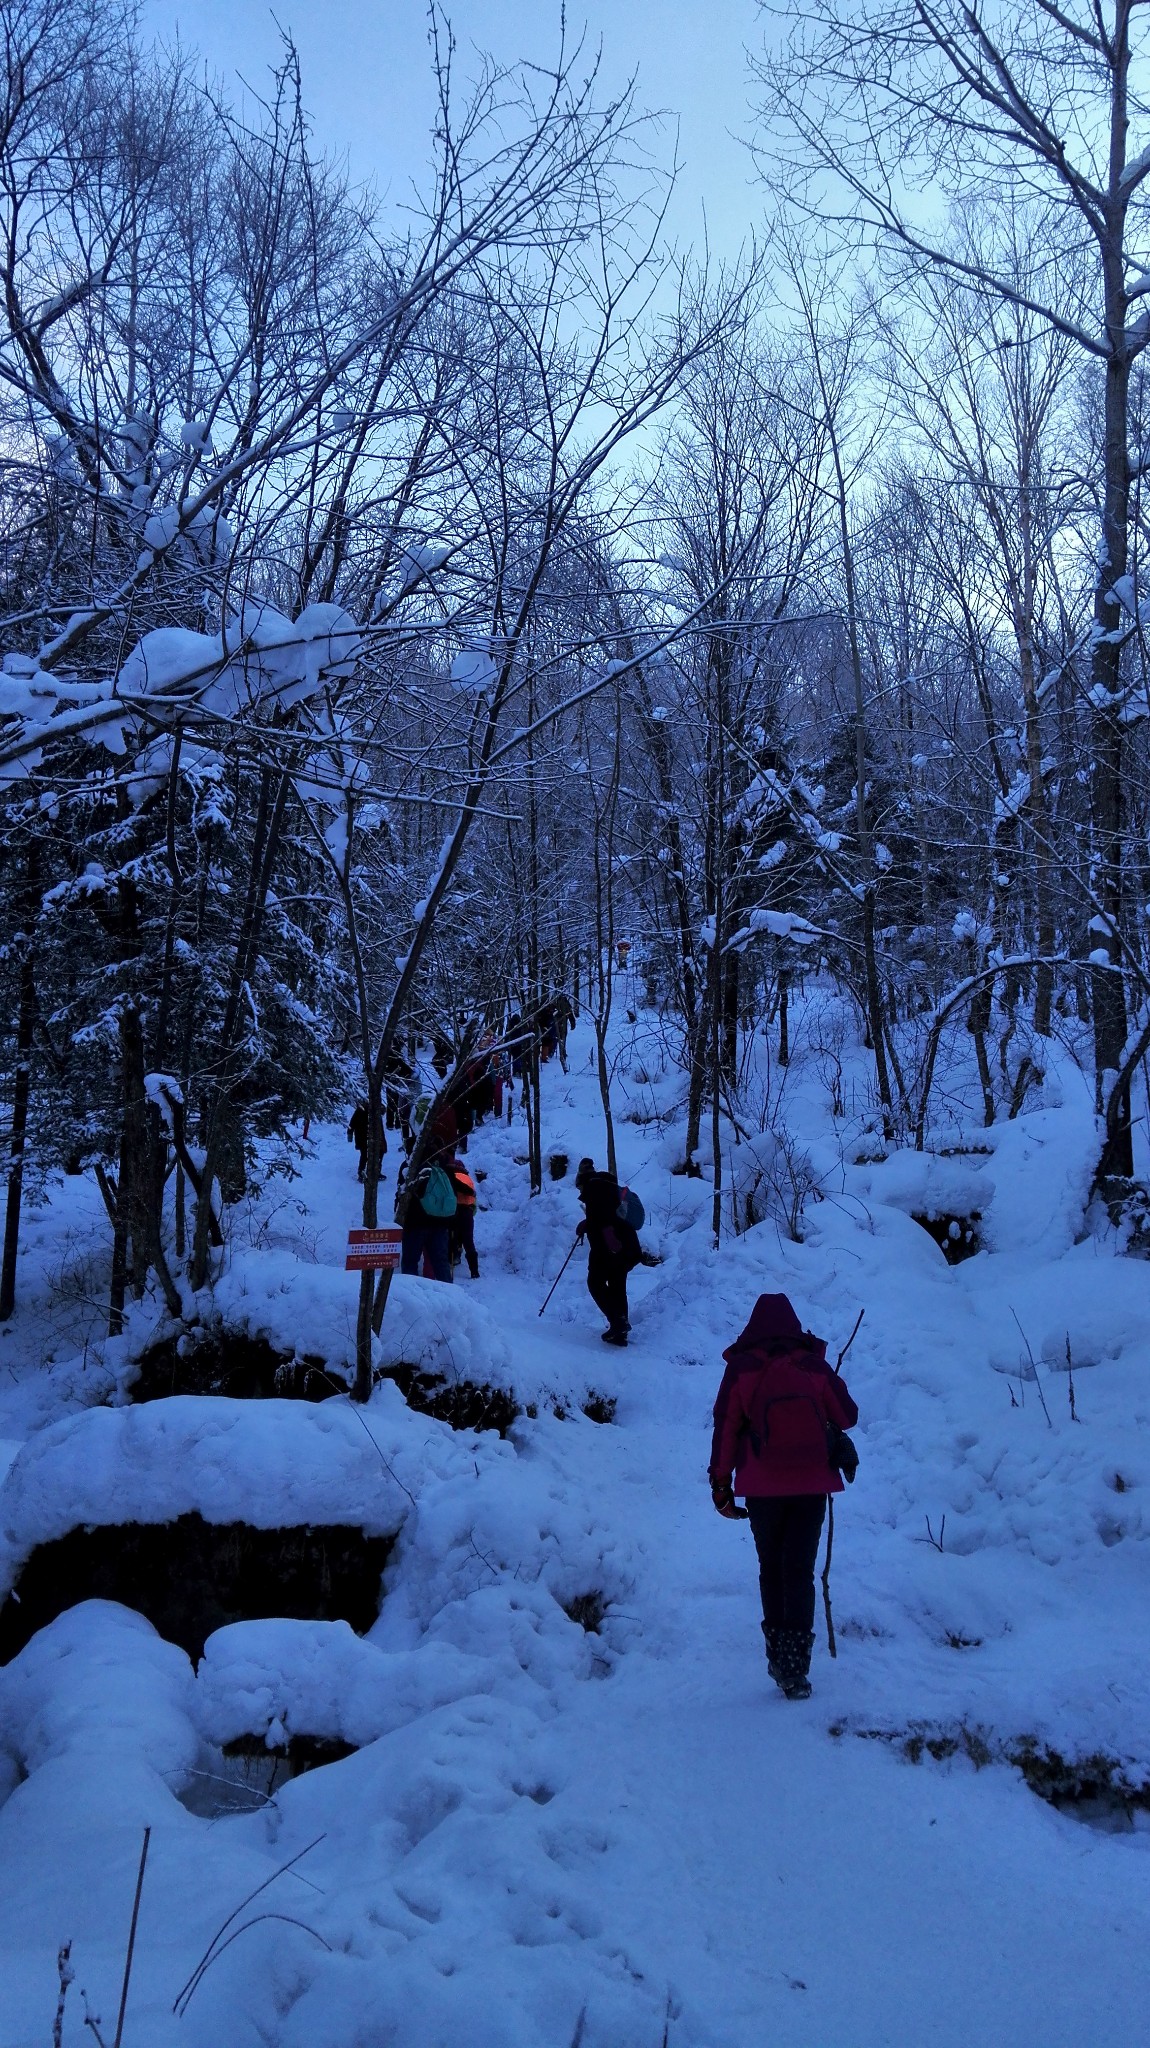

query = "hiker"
[381,1049,414,1130]
[347,1099,385,1181]
[574,1156,641,1346]
[537,1000,560,1063]
[505,1013,531,1102]
[398,1156,457,1282]
[709,1293,858,1702]
[552,992,576,1072]
[447,1079,474,1154]
[490,1042,509,1120]
[448,1156,480,1277]
[406,1089,458,1162]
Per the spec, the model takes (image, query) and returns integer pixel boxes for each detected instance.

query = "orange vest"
[452,1167,477,1209]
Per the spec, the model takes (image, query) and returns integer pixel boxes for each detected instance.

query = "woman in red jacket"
[709,1293,858,1700]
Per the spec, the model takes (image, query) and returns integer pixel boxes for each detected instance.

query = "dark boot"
[761,1622,784,1687]
[776,1628,815,1700]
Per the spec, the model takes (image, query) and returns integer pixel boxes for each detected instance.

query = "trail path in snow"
[0,1016,1148,2045]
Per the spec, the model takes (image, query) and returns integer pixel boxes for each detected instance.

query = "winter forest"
[0,0,1148,2040]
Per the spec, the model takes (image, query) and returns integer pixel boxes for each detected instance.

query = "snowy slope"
[0,998,1147,2046]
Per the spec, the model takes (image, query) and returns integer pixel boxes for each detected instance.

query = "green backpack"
[421,1163,458,1220]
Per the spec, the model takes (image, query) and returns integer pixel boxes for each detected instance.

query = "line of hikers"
[346,996,581,1285]
[350,1030,859,1705]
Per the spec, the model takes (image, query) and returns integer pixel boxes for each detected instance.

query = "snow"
[397,541,450,589]
[197,1619,396,1750]
[0,605,366,790]
[450,642,499,695]
[0,1397,412,1596]
[0,1603,198,1785]
[0,998,1149,2045]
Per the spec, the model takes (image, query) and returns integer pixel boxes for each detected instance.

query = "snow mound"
[0,1396,412,1594]
[860,1147,992,1222]
[208,1245,361,1370]
[376,1273,514,1386]
[198,1618,395,1749]
[0,1601,197,1783]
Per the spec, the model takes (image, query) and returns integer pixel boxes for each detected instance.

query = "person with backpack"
[574,1157,643,1346]
[709,1293,859,1701]
[346,1099,384,1181]
[448,1156,480,1278]
[398,1155,458,1282]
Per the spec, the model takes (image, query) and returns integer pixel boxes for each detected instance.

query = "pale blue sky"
[143,0,763,257]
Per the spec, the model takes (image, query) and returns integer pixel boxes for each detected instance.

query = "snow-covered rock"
[0,1396,412,1597]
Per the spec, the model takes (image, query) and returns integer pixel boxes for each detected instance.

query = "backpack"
[420,1164,458,1220]
[616,1185,645,1230]
[745,1355,859,1484]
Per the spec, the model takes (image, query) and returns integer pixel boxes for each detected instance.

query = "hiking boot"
[761,1623,784,1686]
[601,1327,628,1346]
[775,1629,815,1701]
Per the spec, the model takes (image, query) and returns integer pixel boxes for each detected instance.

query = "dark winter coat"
[709,1294,858,1498]
[347,1103,383,1151]
[577,1169,641,1270]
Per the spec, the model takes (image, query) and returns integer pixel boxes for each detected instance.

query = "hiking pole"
[538,1236,580,1317]
[821,1500,837,1660]
[823,1309,864,1659]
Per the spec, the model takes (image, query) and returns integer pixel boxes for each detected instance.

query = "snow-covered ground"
[0,992,1148,2046]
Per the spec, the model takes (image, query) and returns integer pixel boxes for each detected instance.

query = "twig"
[821,1498,837,1659]
[112,1826,150,2048]
[1066,1332,1080,1422]
[175,1914,332,2013]
[172,1835,325,2015]
[1009,1307,1053,1428]
[924,1513,946,1552]
[53,1942,74,2048]
[312,1368,417,1508]
[835,1307,865,1370]
[81,1990,108,2045]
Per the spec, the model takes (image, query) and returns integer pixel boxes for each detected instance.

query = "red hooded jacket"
[709,1294,859,1498]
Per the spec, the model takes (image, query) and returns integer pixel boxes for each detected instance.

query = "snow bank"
[197,1618,395,1749]
[376,1273,513,1384]
[0,1601,197,1784]
[207,1245,361,1371]
[0,1397,412,1595]
[848,1096,1098,1257]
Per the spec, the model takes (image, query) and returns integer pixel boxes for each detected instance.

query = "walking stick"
[822,1308,865,1659]
[821,1499,837,1660]
[538,1236,581,1317]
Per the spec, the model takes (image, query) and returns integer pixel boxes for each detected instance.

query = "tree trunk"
[0,840,39,1322]
[1090,133,1134,1170]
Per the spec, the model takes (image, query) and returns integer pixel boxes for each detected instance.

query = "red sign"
[345,1226,403,1272]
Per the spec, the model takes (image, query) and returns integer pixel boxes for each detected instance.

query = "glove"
[710,1477,748,1521]
[574,1220,587,1242]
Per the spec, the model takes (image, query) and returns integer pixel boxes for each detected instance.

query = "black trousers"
[587,1252,629,1331]
[450,1208,479,1277]
[746,1495,827,1633]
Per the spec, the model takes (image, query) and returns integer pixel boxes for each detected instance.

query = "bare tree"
[757,0,1150,1170]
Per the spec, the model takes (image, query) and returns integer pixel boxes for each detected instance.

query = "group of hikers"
[345,996,581,1285]
[348,1001,861,1706]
